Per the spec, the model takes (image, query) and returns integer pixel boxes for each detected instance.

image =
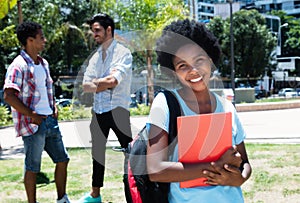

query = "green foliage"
[57,103,91,121]
[284,19,300,55]
[283,188,300,197]
[57,105,74,121]
[0,105,12,127]
[0,101,150,127]
[243,143,300,202]
[0,24,19,87]
[1,144,300,202]
[130,104,150,116]
[0,0,188,93]
[0,25,19,49]
[208,9,276,79]
[255,97,300,103]
[0,0,96,83]
[120,0,188,49]
[119,0,188,104]
[253,170,281,190]
[270,10,300,57]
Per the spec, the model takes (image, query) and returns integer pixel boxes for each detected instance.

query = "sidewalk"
[0,116,147,159]
[1,108,300,159]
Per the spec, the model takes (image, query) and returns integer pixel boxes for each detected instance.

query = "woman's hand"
[216,146,242,168]
[201,145,251,187]
[203,162,245,186]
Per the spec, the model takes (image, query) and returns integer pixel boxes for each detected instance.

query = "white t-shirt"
[33,63,53,115]
[147,90,246,203]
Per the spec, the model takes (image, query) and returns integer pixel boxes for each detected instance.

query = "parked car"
[129,94,138,108]
[56,98,81,107]
[296,88,300,96]
[255,89,269,99]
[278,88,297,97]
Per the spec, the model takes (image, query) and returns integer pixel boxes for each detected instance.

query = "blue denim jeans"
[22,116,69,172]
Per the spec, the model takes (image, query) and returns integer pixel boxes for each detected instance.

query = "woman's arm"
[146,124,242,183]
[203,141,252,186]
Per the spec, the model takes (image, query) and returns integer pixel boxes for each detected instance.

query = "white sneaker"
[57,194,71,203]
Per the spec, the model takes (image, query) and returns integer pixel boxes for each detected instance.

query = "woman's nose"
[188,64,198,72]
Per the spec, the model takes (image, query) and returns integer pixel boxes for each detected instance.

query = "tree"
[208,9,276,80]
[285,19,300,56]
[270,10,300,57]
[0,0,94,84]
[0,24,19,87]
[120,0,188,104]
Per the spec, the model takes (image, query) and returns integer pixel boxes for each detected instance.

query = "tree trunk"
[146,49,154,105]
[17,0,23,24]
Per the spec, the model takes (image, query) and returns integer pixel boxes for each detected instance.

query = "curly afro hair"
[156,19,221,71]
[16,21,42,46]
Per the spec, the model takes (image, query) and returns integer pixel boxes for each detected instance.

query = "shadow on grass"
[0,145,24,160]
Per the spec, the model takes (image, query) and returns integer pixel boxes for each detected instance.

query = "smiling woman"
[146,18,252,203]
[173,44,212,93]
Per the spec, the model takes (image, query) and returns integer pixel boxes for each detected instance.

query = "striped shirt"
[4,50,54,137]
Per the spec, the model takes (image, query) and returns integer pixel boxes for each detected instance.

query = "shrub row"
[0,103,151,128]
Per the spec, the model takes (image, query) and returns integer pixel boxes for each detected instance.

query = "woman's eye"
[195,58,204,66]
[177,64,187,70]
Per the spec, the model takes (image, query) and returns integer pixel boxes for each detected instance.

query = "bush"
[1,102,149,127]
[57,104,92,121]
[130,104,150,116]
[0,105,12,127]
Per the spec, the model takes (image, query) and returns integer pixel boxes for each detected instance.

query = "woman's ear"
[210,59,217,77]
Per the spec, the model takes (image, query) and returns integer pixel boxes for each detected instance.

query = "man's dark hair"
[87,13,115,37]
[16,21,42,46]
[156,19,221,71]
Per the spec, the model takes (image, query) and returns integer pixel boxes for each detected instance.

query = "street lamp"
[277,23,288,56]
[228,0,235,106]
[140,70,148,105]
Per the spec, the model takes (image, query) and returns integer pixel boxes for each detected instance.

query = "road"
[1,108,299,159]
[238,108,300,143]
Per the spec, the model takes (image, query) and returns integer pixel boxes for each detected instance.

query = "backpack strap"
[161,90,181,144]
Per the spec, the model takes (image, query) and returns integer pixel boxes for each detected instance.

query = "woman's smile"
[190,75,203,83]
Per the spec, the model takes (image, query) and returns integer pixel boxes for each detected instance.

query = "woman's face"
[173,43,212,92]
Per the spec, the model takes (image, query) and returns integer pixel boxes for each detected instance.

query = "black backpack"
[123,90,181,203]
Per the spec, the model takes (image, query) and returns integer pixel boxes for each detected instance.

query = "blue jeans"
[22,116,69,173]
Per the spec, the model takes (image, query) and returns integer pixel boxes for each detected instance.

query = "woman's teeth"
[190,76,203,83]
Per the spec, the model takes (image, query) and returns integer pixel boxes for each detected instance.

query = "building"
[184,0,240,21]
[185,0,300,22]
[184,0,300,92]
[255,0,300,17]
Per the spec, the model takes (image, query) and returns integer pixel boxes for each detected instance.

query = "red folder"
[177,112,232,188]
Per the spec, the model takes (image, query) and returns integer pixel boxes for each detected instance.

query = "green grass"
[243,144,300,202]
[254,97,300,103]
[1,144,300,202]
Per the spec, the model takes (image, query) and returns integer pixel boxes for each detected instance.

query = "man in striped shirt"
[4,21,71,203]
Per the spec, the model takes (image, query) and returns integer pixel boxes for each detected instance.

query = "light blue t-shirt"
[147,90,246,203]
